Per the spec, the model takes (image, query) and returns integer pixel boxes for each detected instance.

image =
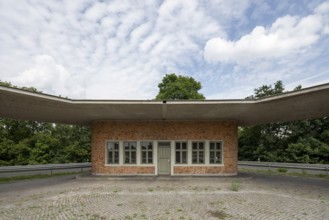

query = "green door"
[158,142,171,175]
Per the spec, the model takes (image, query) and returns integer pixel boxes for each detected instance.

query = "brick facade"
[91,120,238,176]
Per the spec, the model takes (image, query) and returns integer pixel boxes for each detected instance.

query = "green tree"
[239,81,288,161]
[0,82,91,165]
[155,73,205,100]
[246,80,284,99]
[286,137,329,163]
[238,81,329,164]
[0,81,13,87]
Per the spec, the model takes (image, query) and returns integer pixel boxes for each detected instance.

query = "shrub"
[231,181,240,191]
[277,168,288,173]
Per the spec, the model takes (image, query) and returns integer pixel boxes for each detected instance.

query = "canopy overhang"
[0,84,328,126]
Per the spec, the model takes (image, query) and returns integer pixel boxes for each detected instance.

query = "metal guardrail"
[0,163,91,176]
[238,161,329,175]
[0,162,328,176]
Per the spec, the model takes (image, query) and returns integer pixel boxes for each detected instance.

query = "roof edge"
[0,82,328,104]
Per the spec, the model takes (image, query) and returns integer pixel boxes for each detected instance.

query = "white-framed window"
[106,141,120,164]
[209,142,222,164]
[141,141,153,164]
[192,141,205,164]
[124,141,137,164]
[175,141,187,164]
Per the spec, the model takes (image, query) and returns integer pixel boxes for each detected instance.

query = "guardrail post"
[326,167,328,176]
[267,164,271,173]
[50,167,53,176]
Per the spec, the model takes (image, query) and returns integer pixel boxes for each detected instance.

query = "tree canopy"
[0,80,41,93]
[238,81,329,164]
[155,73,205,100]
[0,81,91,166]
[246,80,284,99]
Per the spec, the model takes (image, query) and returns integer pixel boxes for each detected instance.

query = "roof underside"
[0,84,329,126]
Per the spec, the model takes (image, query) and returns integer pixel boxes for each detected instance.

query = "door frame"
[157,141,172,175]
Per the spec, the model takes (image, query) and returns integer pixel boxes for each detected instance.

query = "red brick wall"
[91,120,238,175]
[92,166,155,175]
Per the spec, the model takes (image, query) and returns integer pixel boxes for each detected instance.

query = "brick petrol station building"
[0,84,329,176]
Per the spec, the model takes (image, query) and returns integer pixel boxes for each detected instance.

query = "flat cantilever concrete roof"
[0,83,328,126]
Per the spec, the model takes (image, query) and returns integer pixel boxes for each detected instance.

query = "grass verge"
[239,168,329,180]
[0,171,89,184]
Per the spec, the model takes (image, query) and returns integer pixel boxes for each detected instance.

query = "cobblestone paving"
[0,175,328,220]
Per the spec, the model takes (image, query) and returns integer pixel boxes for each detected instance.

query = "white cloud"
[315,1,329,14]
[204,7,327,64]
[0,0,328,101]
[1,0,224,99]
[315,1,329,34]
[84,2,108,22]
[11,55,85,98]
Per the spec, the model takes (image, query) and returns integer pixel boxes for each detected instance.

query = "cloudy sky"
[1,0,329,99]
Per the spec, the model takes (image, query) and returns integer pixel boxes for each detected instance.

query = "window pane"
[148,143,153,150]
[216,143,221,150]
[107,142,120,164]
[124,142,129,150]
[199,151,204,163]
[182,151,187,163]
[159,142,170,147]
[125,152,130,163]
[108,151,113,163]
[182,142,187,149]
[131,142,136,150]
[199,142,204,149]
[114,152,119,163]
[176,151,181,163]
[131,151,136,163]
[216,151,221,163]
[148,150,153,163]
[192,153,198,163]
[210,151,215,164]
[141,142,150,150]
[176,142,181,150]
[210,142,214,150]
[192,142,197,149]
[142,151,147,163]
[108,143,113,150]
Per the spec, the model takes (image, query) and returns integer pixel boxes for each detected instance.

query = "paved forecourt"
[0,174,328,220]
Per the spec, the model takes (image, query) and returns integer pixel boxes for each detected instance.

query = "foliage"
[238,81,329,164]
[277,168,288,173]
[155,73,205,100]
[230,181,240,192]
[0,172,86,183]
[246,80,284,99]
[239,168,329,179]
[0,82,91,166]
[0,118,91,166]
[0,80,41,93]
